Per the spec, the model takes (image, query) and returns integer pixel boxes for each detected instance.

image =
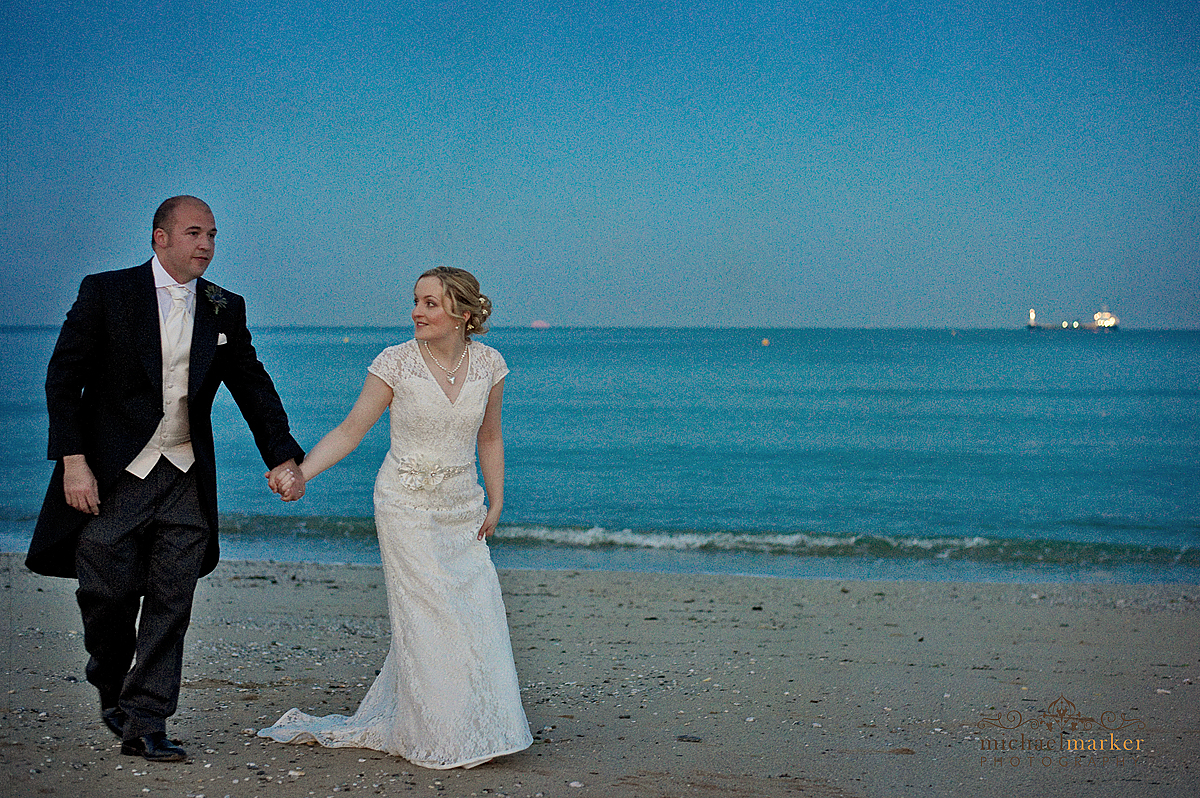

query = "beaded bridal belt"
[396,455,471,491]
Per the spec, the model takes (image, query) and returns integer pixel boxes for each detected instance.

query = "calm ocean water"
[2,326,1198,583]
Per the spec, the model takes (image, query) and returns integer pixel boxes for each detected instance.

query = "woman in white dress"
[259,267,532,769]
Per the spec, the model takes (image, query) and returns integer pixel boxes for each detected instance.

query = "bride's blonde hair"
[418,267,492,339]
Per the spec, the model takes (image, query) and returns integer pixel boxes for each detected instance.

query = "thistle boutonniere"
[204,285,228,315]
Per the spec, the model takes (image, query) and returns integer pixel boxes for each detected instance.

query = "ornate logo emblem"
[978,694,1145,733]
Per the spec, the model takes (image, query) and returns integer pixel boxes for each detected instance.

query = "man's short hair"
[151,196,209,247]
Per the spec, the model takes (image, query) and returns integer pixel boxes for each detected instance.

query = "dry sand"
[2,552,1197,797]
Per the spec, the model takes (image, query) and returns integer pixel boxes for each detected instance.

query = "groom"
[26,196,305,762]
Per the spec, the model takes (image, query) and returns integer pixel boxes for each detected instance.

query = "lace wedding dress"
[259,340,532,769]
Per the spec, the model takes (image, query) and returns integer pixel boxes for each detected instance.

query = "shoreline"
[10,522,1195,586]
[3,554,1198,797]
[8,538,1199,587]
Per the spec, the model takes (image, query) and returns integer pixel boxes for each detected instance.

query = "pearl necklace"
[422,340,468,384]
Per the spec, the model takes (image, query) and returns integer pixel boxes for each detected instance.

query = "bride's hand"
[266,460,305,501]
[265,467,290,493]
[477,508,501,540]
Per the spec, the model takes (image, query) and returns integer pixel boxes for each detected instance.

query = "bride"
[259,267,532,769]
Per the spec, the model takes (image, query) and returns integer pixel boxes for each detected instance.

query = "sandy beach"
[2,552,1197,797]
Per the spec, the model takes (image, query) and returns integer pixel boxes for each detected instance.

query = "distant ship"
[1027,307,1119,331]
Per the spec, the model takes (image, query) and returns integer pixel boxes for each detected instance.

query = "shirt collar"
[150,254,198,293]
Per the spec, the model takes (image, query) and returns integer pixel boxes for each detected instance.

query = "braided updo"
[418,266,492,339]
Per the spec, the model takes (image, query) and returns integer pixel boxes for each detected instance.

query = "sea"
[2,326,1198,584]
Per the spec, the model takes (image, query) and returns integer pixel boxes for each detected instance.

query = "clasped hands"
[62,455,307,510]
[61,455,305,510]
[266,459,305,502]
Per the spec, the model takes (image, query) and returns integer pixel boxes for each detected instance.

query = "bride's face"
[412,276,465,343]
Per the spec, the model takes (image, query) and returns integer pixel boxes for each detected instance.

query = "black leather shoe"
[121,732,187,762]
[101,707,126,739]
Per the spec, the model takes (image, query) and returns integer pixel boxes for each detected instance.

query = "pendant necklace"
[422,340,468,384]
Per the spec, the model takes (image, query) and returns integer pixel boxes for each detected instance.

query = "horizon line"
[4,324,1199,333]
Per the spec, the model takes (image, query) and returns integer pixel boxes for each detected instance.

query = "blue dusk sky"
[2,1,1197,329]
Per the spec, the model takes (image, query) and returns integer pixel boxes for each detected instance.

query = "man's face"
[154,201,216,284]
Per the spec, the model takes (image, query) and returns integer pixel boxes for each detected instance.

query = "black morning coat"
[26,261,304,578]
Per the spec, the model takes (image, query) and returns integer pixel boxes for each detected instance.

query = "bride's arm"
[476,378,505,540]
[287,374,393,486]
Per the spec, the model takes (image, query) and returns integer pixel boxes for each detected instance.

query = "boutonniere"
[204,285,228,315]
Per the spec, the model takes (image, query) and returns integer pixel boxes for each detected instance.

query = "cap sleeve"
[367,345,405,389]
[490,348,509,387]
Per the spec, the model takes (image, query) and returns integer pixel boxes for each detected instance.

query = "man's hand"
[63,454,101,515]
[266,459,305,502]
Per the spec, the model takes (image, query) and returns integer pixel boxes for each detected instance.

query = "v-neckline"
[418,340,469,405]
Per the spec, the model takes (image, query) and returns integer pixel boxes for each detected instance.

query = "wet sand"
[2,553,1197,797]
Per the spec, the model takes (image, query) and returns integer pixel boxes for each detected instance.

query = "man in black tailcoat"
[26,196,305,762]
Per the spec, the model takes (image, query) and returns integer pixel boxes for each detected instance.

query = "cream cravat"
[165,285,190,352]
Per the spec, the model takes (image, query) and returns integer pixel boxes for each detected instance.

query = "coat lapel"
[189,278,218,393]
[133,262,163,390]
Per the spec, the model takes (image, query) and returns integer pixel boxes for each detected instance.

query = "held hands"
[62,454,101,515]
[266,459,305,502]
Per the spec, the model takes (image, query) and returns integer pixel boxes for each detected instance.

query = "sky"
[2,1,1197,329]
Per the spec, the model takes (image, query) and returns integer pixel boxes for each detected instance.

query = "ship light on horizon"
[1094,309,1119,328]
